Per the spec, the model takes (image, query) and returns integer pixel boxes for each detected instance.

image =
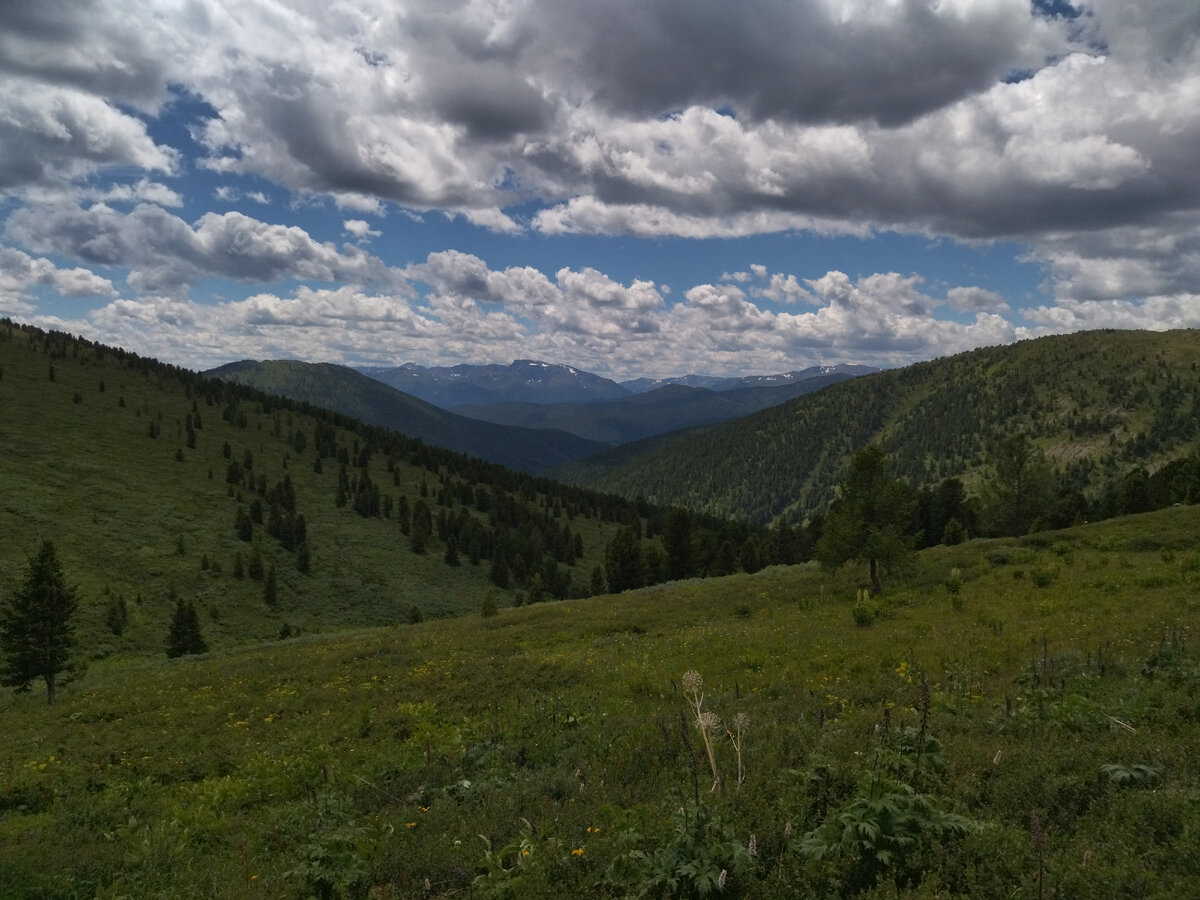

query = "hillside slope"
[207,359,609,473]
[554,329,1200,524]
[0,323,644,655]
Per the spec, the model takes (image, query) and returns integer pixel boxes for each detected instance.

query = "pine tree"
[165,595,208,658]
[0,541,80,704]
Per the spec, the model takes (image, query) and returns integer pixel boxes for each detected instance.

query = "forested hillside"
[0,322,676,655]
[0,321,803,658]
[556,330,1200,525]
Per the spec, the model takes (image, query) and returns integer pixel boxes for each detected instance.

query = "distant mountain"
[359,359,879,408]
[358,359,631,407]
[454,374,858,444]
[620,364,878,394]
[206,360,608,473]
[552,330,1200,525]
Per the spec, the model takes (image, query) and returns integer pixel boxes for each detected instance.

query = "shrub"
[604,803,753,898]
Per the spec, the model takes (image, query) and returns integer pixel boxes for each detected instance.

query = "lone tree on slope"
[816,446,915,595]
[0,540,80,704]
[165,594,208,658]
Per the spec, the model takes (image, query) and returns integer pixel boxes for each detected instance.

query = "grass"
[2,505,1199,897]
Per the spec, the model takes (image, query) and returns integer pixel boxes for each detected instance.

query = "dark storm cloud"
[531,0,1063,126]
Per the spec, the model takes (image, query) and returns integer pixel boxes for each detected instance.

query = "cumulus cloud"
[1,0,1199,369]
[0,245,118,316]
[343,218,381,241]
[6,202,405,297]
[0,80,177,193]
[946,286,1011,313]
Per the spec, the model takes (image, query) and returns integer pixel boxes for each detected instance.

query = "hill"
[207,359,609,473]
[0,321,669,656]
[3,504,1199,896]
[452,374,856,444]
[554,329,1200,525]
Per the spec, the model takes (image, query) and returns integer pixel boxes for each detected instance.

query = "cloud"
[0,245,118,316]
[82,179,184,207]
[533,0,1066,126]
[343,218,381,241]
[0,80,177,193]
[6,202,405,297]
[22,245,1045,380]
[2,0,1199,356]
[946,286,1011,313]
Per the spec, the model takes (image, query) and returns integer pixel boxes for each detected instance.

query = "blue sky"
[2,0,1199,379]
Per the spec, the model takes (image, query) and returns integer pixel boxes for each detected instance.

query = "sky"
[1,0,1199,380]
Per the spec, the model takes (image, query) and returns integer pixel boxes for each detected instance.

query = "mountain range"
[205,359,608,474]
[209,359,871,468]
[357,359,877,407]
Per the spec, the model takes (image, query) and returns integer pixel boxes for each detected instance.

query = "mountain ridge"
[357,358,880,408]
[205,359,609,474]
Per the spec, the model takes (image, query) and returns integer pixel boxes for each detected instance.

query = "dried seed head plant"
[681,670,722,792]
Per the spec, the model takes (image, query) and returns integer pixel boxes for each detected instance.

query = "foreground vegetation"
[3,505,1198,897]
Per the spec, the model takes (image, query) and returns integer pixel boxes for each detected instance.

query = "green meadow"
[3,505,1199,898]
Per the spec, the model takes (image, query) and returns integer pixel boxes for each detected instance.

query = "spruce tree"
[816,446,915,595]
[0,540,80,704]
[165,595,208,658]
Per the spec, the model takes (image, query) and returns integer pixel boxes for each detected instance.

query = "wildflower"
[682,670,703,695]
[406,822,416,828]
[749,834,757,856]
[572,848,584,856]
[718,869,727,889]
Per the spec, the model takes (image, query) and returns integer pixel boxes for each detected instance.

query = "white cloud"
[0,245,119,316]
[1,0,1199,366]
[0,79,177,193]
[343,218,381,241]
[6,202,405,297]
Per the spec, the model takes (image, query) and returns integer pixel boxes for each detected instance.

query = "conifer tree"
[816,446,915,595]
[0,540,80,704]
[165,595,208,658]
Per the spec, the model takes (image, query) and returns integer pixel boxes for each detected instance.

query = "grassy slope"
[558,329,1200,523]
[2,506,1198,897]
[0,326,613,656]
